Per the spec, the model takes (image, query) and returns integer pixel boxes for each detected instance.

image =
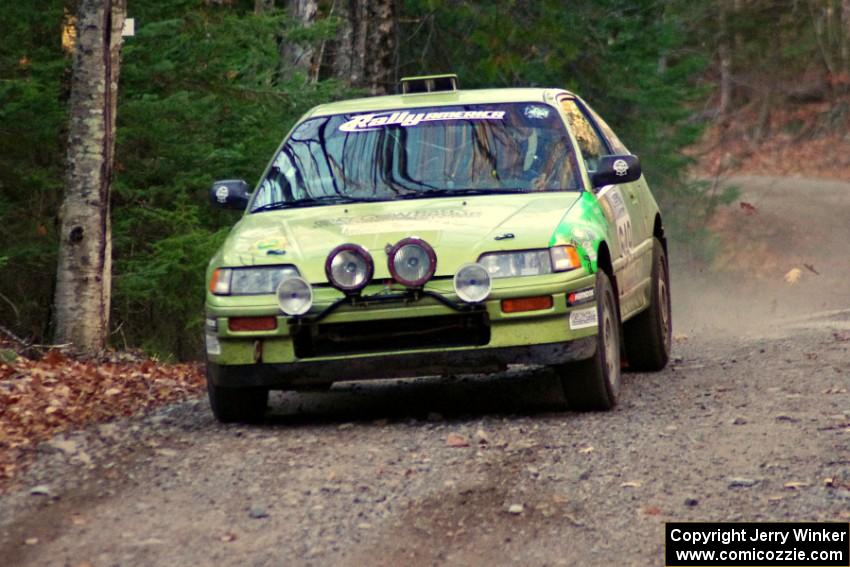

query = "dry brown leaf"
[739,201,757,215]
[783,268,802,284]
[446,433,469,448]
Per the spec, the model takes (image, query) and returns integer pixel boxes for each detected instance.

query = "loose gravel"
[0,319,847,566]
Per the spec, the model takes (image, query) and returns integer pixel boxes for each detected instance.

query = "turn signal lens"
[550,245,582,272]
[501,295,554,313]
[209,268,232,295]
[228,317,277,332]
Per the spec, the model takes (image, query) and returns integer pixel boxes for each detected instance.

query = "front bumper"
[208,337,596,388]
[205,270,599,388]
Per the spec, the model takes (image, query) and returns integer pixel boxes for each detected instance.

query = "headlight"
[325,244,374,292]
[277,276,313,316]
[388,237,437,287]
[210,266,300,295]
[478,250,551,278]
[478,246,581,279]
[453,263,491,303]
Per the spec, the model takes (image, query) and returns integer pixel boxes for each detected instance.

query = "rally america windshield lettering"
[339,110,506,132]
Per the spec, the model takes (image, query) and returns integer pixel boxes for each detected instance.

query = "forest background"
[2,0,848,359]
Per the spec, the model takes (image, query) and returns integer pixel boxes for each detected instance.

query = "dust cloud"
[668,176,850,339]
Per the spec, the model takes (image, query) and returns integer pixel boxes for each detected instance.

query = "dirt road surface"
[1,176,848,566]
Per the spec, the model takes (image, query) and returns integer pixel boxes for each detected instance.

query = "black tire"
[623,238,671,371]
[560,271,621,411]
[206,366,268,424]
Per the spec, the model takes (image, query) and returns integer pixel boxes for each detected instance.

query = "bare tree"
[53,0,126,352]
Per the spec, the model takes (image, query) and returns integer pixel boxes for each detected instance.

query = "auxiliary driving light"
[276,276,313,316]
[388,237,437,287]
[326,243,374,292]
[453,263,492,303]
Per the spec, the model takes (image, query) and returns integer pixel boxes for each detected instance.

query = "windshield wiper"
[251,196,378,213]
[397,188,531,199]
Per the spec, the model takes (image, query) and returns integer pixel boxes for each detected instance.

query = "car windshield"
[250,103,582,212]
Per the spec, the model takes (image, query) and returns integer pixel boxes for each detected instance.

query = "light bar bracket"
[400,74,459,94]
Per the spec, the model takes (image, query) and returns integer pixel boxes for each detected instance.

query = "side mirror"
[591,155,641,188]
[210,179,250,210]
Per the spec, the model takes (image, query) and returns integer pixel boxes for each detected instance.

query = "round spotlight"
[453,263,492,303]
[388,237,437,287]
[325,243,374,293]
[276,276,313,316]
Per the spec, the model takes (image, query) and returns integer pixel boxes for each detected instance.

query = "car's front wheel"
[559,271,621,411]
[206,365,268,424]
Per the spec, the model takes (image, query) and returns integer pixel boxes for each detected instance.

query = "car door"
[558,95,652,318]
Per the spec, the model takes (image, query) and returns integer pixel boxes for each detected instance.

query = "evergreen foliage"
[9,0,816,357]
[0,0,68,340]
[112,2,348,357]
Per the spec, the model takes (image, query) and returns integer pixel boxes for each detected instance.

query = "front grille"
[293,313,490,358]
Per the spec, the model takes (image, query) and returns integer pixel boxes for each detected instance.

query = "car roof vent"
[400,74,459,94]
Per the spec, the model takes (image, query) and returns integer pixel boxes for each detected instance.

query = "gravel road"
[1,176,848,566]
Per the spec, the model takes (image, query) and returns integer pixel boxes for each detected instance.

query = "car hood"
[218,192,584,283]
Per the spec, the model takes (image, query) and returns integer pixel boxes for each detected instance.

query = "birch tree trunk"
[53,0,125,352]
[332,0,396,94]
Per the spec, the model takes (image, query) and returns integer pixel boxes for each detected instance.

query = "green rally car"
[204,74,672,423]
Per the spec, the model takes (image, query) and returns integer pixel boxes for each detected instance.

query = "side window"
[559,98,607,173]
[584,103,629,155]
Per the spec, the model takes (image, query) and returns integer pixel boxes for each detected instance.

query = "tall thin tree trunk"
[331,0,396,94]
[54,0,125,352]
[279,0,318,79]
[718,0,732,115]
[810,0,838,76]
[842,0,850,73]
[331,0,354,84]
[368,0,395,93]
